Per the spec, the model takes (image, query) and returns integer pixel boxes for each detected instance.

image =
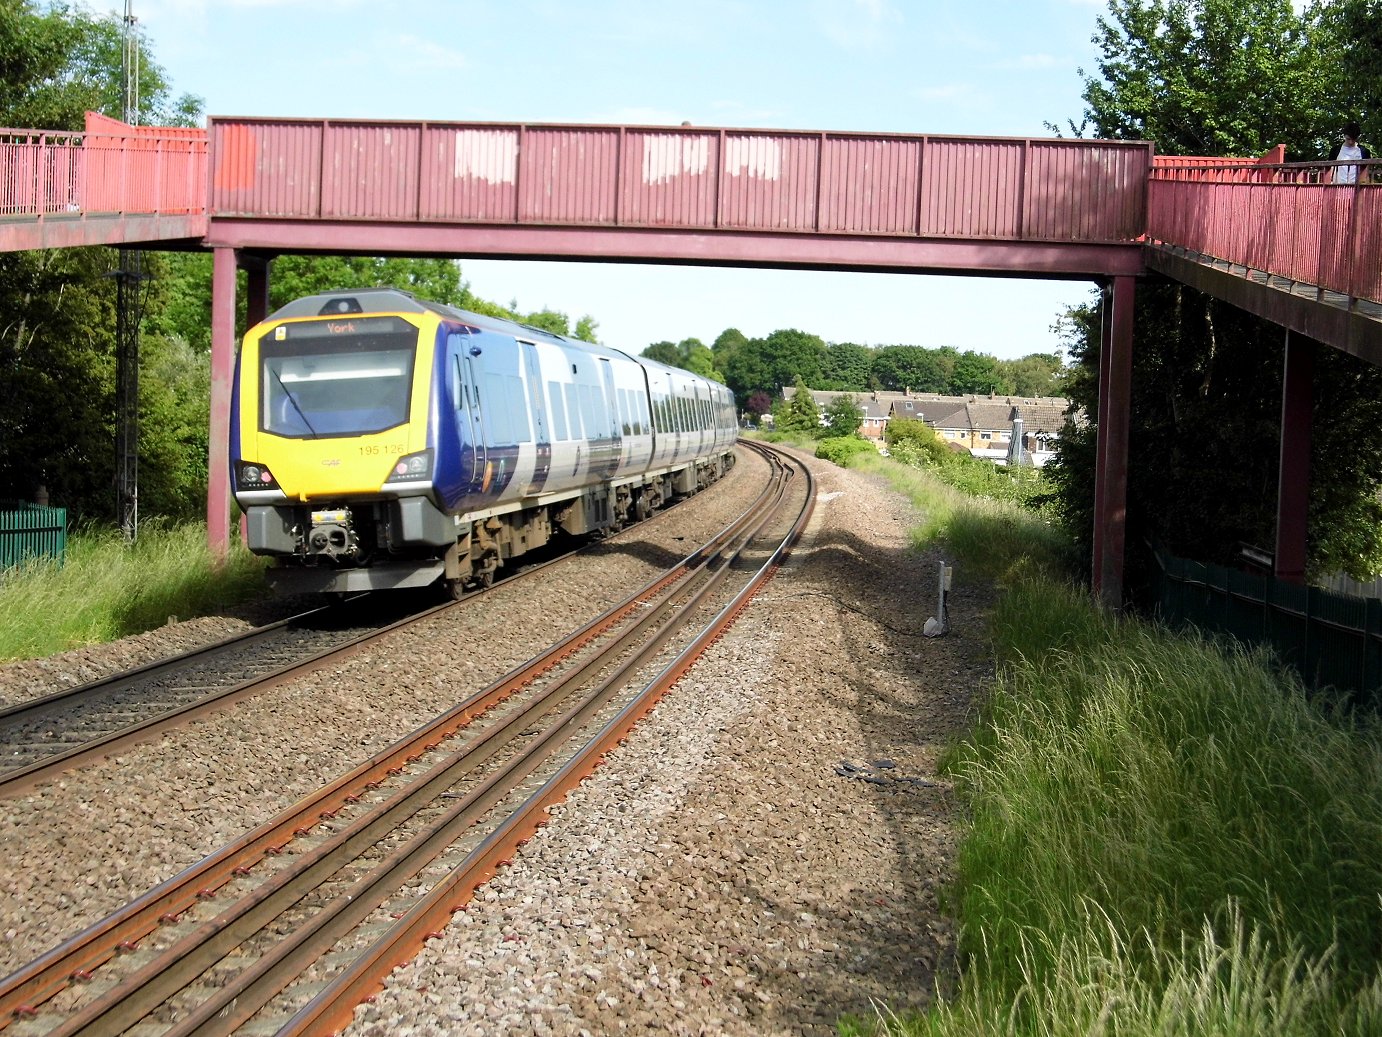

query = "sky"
[106,0,1112,360]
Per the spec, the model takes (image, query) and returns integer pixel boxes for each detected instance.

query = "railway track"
[0,441,811,1037]
[0,597,441,798]
[0,464,734,800]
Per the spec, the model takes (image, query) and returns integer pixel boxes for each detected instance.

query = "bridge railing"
[209,118,1154,244]
[1147,158,1382,305]
[0,125,207,218]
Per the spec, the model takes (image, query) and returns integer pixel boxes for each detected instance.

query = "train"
[230,287,739,597]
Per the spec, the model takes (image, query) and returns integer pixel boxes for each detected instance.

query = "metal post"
[207,247,237,558]
[1275,329,1313,584]
[1095,275,1135,608]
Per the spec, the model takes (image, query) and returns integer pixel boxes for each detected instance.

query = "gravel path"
[0,446,993,1035]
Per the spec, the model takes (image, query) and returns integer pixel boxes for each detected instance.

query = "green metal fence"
[0,501,67,570]
[1152,545,1382,709]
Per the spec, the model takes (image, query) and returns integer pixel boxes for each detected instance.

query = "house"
[781,387,1072,465]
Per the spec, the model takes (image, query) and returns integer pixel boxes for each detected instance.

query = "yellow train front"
[230,287,738,596]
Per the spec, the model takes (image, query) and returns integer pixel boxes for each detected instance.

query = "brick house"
[781,387,1071,466]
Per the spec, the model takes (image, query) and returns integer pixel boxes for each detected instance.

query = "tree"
[1001,352,1067,398]
[683,341,724,382]
[951,350,1010,395]
[822,394,863,437]
[745,391,773,422]
[822,342,873,391]
[870,345,948,393]
[1070,0,1326,158]
[1050,0,1382,586]
[772,377,822,436]
[573,315,599,343]
[0,3,201,521]
[712,327,748,375]
[0,1,200,130]
[641,341,681,366]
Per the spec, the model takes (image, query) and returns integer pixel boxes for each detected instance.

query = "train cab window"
[259,317,416,437]
[547,380,569,441]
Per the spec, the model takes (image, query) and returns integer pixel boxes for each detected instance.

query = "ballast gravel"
[0,446,993,1035]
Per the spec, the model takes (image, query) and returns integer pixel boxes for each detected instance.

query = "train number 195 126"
[359,443,407,456]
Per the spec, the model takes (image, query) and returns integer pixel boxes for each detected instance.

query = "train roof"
[267,287,731,393]
[267,287,577,346]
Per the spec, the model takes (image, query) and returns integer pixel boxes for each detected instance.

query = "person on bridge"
[1328,122,1371,184]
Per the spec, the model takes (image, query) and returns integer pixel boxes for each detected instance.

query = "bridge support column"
[1092,275,1135,607]
[1275,329,1313,584]
[243,253,271,327]
[207,247,238,559]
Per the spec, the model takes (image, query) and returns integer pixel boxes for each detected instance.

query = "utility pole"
[113,0,146,541]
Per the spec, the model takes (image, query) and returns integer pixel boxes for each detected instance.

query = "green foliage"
[813,435,874,467]
[136,333,209,520]
[0,522,266,660]
[1073,0,1328,158]
[772,376,822,436]
[639,338,725,381]
[951,349,1009,394]
[999,351,1065,397]
[641,341,680,365]
[0,1,201,129]
[821,393,863,437]
[0,247,120,522]
[884,416,951,465]
[1046,2,1382,589]
[821,342,873,390]
[924,576,1382,1034]
[573,315,599,342]
[870,344,949,393]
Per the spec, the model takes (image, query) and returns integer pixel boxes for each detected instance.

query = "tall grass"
[825,448,1382,1035]
[846,449,1072,582]
[0,522,268,661]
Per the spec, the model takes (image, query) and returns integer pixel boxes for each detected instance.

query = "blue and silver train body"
[230,287,738,596]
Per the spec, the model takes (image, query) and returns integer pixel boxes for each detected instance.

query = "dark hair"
[1344,121,1361,139]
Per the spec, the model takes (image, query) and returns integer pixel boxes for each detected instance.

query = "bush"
[814,436,876,467]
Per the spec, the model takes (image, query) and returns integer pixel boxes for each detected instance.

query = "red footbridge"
[3,112,1379,602]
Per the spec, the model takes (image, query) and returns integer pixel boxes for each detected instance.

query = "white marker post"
[924,560,952,637]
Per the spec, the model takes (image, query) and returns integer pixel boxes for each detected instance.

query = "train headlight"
[237,461,280,490]
[385,449,433,483]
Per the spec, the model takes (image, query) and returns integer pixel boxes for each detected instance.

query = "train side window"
[564,383,583,439]
[579,384,598,440]
[617,388,632,435]
[547,379,568,440]
[505,375,531,443]
[482,372,513,444]
[639,394,650,435]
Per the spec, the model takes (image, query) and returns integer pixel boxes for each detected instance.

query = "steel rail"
[285,442,811,1037]
[0,458,741,800]
[0,444,780,1032]
[37,466,787,1036]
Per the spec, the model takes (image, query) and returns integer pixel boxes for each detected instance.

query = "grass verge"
[0,521,268,661]
[829,447,1382,1036]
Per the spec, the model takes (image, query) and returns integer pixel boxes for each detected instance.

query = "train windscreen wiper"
[270,367,320,438]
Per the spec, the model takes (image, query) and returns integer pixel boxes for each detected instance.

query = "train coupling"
[305,507,359,560]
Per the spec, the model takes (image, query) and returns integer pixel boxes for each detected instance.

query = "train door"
[597,358,622,479]
[453,340,490,494]
[519,341,552,494]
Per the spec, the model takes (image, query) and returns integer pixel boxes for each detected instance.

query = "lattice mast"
[113,0,145,540]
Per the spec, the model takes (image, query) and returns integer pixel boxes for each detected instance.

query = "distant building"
[781,387,1073,466]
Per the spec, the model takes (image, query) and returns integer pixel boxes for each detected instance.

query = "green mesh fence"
[0,502,67,570]
[1152,545,1382,710]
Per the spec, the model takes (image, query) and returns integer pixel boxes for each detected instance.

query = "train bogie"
[230,287,737,596]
